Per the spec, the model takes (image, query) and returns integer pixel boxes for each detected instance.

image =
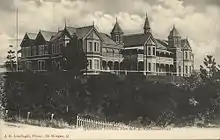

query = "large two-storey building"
[19,13,194,77]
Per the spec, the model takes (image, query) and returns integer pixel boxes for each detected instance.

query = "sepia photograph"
[0,0,220,139]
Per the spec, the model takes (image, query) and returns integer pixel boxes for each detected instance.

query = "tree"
[200,55,220,81]
[198,55,220,119]
[4,45,17,72]
[62,34,88,76]
[121,50,138,70]
[5,45,16,72]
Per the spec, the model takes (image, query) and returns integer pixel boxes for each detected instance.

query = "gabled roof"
[66,26,76,35]
[50,30,64,42]
[40,30,57,41]
[156,39,168,50]
[20,32,37,47]
[99,33,117,45]
[26,33,38,40]
[76,25,94,38]
[111,19,123,34]
[65,25,94,39]
[123,33,150,47]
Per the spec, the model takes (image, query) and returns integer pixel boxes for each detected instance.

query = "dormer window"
[116,35,119,43]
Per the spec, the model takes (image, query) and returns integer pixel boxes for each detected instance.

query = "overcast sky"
[0,0,220,69]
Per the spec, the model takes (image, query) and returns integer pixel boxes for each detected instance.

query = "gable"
[84,28,103,42]
[20,34,29,47]
[145,35,156,46]
[35,32,47,45]
[144,34,157,46]
[86,29,100,40]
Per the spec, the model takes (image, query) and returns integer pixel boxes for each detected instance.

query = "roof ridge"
[124,33,145,37]
[76,25,94,29]
[27,32,37,34]
[40,30,57,33]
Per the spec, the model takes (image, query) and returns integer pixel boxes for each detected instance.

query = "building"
[19,12,194,77]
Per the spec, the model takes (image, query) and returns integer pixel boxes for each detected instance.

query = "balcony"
[102,53,123,61]
[156,57,173,65]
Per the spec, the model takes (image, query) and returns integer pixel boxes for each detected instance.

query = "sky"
[0,0,220,69]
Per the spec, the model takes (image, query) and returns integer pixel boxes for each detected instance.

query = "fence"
[76,115,137,130]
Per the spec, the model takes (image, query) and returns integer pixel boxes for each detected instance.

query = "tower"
[143,12,157,75]
[143,12,151,34]
[168,25,183,76]
[111,18,124,44]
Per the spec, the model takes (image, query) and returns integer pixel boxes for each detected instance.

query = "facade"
[19,13,194,77]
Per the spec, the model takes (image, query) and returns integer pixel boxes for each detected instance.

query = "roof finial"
[144,11,151,34]
[116,17,118,23]
[93,21,95,26]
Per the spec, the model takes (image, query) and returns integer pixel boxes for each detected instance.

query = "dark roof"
[156,39,168,50]
[111,20,123,34]
[26,33,38,40]
[99,33,116,45]
[66,25,94,39]
[123,33,170,50]
[40,30,57,41]
[169,25,181,37]
[76,25,94,38]
[50,30,64,42]
[123,33,150,47]
[66,26,76,35]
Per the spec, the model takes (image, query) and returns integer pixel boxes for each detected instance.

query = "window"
[153,47,156,55]
[24,47,31,57]
[38,60,45,71]
[185,66,188,74]
[44,45,48,54]
[38,45,44,55]
[94,59,100,70]
[52,61,56,70]
[94,42,100,52]
[153,63,156,72]
[116,35,119,43]
[26,61,31,70]
[189,66,192,73]
[58,43,64,53]
[148,47,151,55]
[32,46,36,56]
[185,52,188,59]
[94,42,97,52]
[57,45,60,54]
[148,63,151,71]
[27,47,31,56]
[97,43,100,52]
[88,42,93,52]
[88,59,92,69]
[57,62,60,70]
[179,66,181,74]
